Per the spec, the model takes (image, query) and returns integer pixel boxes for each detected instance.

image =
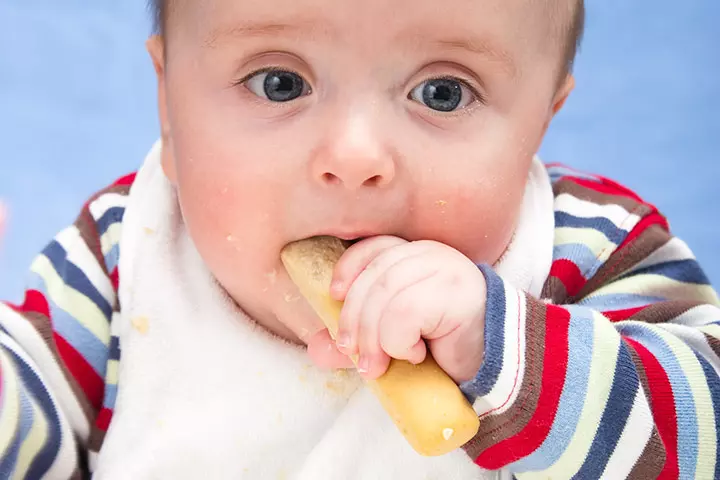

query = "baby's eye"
[409,78,477,112]
[244,69,311,102]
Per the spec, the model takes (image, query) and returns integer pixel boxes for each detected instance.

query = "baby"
[1,0,719,478]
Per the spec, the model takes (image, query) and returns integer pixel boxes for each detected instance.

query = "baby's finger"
[337,242,433,355]
[330,235,406,301]
[354,253,440,376]
[307,329,356,370]
[377,286,431,364]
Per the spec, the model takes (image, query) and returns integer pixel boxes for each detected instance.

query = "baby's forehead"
[157,0,581,74]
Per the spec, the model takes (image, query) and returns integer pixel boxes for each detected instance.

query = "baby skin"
[149,0,577,382]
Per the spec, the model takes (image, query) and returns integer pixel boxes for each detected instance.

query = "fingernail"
[336,331,351,349]
[357,356,370,374]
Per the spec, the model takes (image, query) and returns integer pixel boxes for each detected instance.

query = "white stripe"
[89,449,100,474]
[0,304,91,442]
[658,323,720,377]
[522,314,621,479]
[589,274,720,305]
[600,387,654,479]
[0,330,79,479]
[0,346,21,458]
[673,304,720,327]
[30,255,111,345]
[88,192,128,222]
[55,226,116,308]
[554,193,640,229]
[473,283,526,416]
[100,222,123,257]
[40,411,78,480]
[625,237,696,274]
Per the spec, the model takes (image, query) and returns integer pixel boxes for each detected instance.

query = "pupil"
[264,71,304,102]
[423,79,462,112]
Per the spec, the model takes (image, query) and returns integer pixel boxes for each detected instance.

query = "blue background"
[0,1,718,300]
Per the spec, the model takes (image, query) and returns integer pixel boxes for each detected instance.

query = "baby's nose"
[311,113,396,190]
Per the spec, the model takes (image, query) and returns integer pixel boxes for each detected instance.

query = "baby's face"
[150,0,573,342]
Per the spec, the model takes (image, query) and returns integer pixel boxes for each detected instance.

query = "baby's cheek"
[415,180,521,265]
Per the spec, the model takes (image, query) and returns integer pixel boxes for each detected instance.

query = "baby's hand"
[330,236,486,384]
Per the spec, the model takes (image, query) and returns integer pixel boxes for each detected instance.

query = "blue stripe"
[109,336,121,361]
[577,293,665,310]
[573,341,639,479]
[28,273,109,376]
[0,363,30,476]
[95,206,125,237]
[553,244,599,278]
[4,348,61,479]
[103,383,118,409]
[460,265,507,399]
[548,166,599,184]
[41,241,112,321]
[510,305,595,472]
[623,260,711,286]
[104,243,120,274]
[694,352,720,479]
[618,324,698,479]
[554,211,629,245]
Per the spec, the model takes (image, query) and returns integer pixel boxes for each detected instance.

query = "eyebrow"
[203,20,335,48]
[402,34,518,78]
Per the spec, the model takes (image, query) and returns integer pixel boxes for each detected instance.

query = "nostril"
[363,175,382,187]
[322,172,341,185]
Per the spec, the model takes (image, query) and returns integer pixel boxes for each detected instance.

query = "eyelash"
[232,65,306,88]
[232,68,486,110]
[416,75,486,105]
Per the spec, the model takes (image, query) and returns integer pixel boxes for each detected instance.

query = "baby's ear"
[145,36,177,185]
[552,74,575,116]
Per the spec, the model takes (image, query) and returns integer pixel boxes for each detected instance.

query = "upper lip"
[313,230,379,241]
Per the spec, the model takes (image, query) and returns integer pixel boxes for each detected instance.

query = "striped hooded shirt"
[0,164,718,479]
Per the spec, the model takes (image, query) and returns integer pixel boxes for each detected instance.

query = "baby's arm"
[461,174,720,479]
[0,174,133,478]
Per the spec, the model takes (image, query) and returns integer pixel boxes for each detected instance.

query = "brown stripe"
[626,344,666,479]
[628,428,666,480]
[631,300,703,324]
[22,311,96,426]
[704,334,720,359]
[553,178,645,212]
[463,295,547,458]
[573,224,670,302]
[88,425,107,454]
[74,183,132,279]
[541,275,569,305]
[74,210,106,277]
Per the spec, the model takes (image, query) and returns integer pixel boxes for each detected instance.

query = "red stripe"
[54,333,104,412]
[109,267,119,293]
[22,289,51,318]
[624,338,678,479]
[594,175,646,202]
[475,305,570,468]
[618,212,669,250]
[602,305,648,323]
[96,407,114,431]
[549,259,586,297]
[113,172,137,187]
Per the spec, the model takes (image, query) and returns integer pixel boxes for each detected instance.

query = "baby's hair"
[148,0,584,75]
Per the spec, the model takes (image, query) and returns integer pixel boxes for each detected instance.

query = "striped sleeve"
[460,167,720,480]
[0,173,134,478]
